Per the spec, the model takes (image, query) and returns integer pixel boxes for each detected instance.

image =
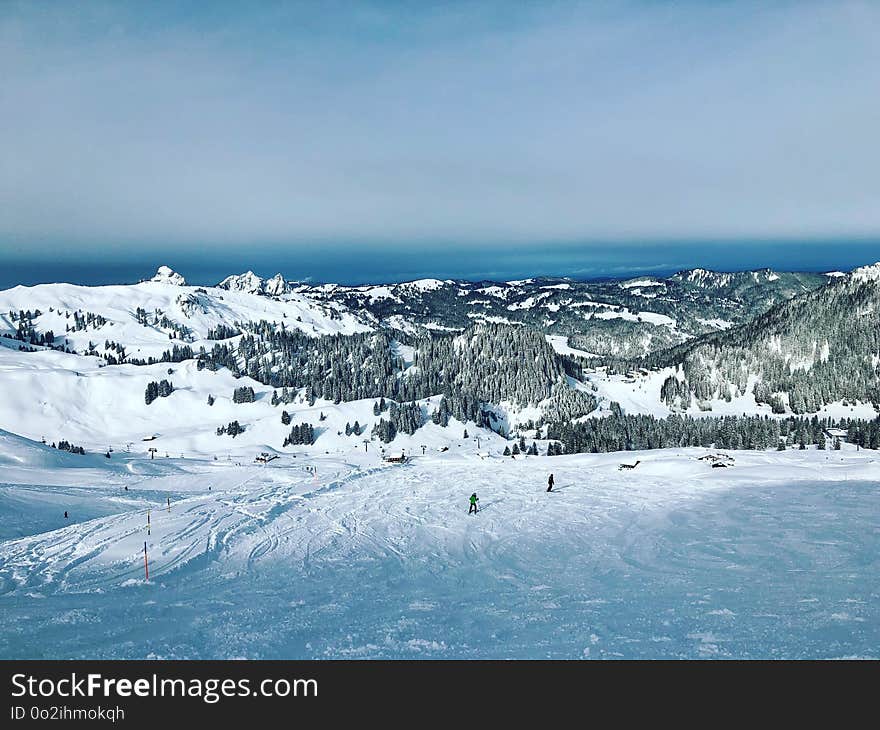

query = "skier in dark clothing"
[468,493,479,514]
[547,474,554,492]
[64,511,68,519]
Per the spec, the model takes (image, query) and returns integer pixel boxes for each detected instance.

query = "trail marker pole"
[166,497,170,513]
[143,541,149,581]
[147,509,151,535]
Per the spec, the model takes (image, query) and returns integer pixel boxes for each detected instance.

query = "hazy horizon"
[1,238,878,289]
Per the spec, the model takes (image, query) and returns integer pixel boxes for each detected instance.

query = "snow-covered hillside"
[294,267,828,351]
[0,264,877,464]
[0,266,370,363]
[649,262,880,417]
[0,342,512,460]
[0,434,877,659]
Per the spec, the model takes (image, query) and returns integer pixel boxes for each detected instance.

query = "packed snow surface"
[0,434,877,659]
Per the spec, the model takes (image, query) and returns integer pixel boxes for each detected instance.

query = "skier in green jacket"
[468,493,479,515]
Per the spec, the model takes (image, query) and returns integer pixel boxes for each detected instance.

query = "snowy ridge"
[150,266,186,286]
[0,270,371,363]
[217,270,266,294]
[850,262,880,283]
[673,267,783,288]
[217,270,293,296]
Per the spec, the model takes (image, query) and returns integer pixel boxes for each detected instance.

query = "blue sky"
[1,1,879,279]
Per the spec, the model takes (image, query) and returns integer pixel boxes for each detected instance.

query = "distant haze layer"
[1,239,879,289]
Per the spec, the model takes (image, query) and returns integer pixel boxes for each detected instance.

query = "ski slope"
[1,434,877,659]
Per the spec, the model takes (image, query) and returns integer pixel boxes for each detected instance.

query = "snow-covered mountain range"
[2,263,879,661]
[294,267,828,355]
[0,264,877,460]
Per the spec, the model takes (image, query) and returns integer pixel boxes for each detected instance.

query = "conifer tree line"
[54,439,86,455]
[5,308,199,362]
[67,310,108,332]
[502,437,539,456]
[207,324,239,340]
[6,310,52,346]
[283,423,315,446]
[192,322,594,424]
[99,340,127,364]
[127,344,195,366]
[568,318,679,360]
[546,414,880,455]
[370,402,422,442]
[217,420,245,437]
[645,275,880,413]
[232,386,256,404]
[846,419,880,449]
[372,418,396,443]
[134,307,194,342]
[2,309,78,353]
[144,379,174,405]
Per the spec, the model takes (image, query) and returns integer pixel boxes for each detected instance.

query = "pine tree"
[283,423,315,446]
[233,386,256,404]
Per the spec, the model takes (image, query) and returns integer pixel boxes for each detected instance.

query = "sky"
[1,0,879,282]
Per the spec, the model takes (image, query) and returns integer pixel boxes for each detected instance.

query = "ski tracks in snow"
[0,461,403,595]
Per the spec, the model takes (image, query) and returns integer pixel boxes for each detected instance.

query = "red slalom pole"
[144,541,149,581]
